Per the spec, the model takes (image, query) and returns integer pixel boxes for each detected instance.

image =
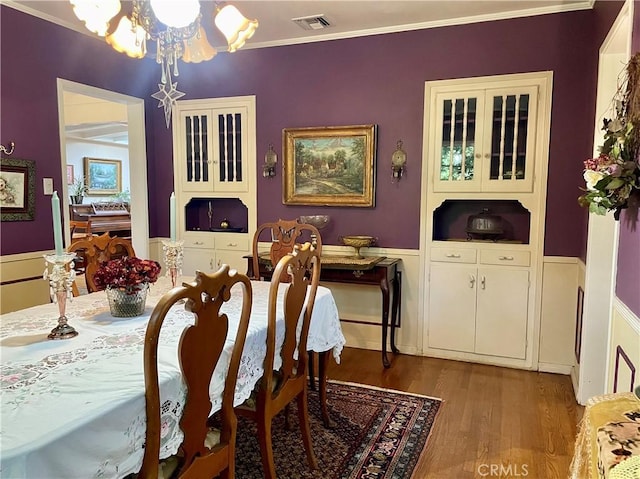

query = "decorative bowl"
[340,235,376,258]
[299,215,330,230]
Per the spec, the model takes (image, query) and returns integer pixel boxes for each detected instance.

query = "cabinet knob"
[475,153,481,159]
[209,259,214,269]
[194,241,204,246]
[484,153,490,159]
[227,243,238,247]
[498,255,514,261]
[481,276,486,289]
[469,275,475,288]
[446,253,461,258]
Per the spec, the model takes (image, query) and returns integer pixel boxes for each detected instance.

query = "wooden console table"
[246,254,402,368]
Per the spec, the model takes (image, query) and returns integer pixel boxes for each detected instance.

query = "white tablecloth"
[0,277,345,479]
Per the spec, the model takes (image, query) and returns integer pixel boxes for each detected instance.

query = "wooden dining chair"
[138,266,253,479]
[69,219,92,239]
[237,242,321,479]
[252,219,324,392]
[251,219,322,282]
[67,232,135,296]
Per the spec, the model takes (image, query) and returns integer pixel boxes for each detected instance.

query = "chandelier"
[69,0,258,127]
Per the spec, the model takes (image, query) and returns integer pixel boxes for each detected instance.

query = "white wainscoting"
[538,257,581,374]
[0,251,53,314]
[606,299,640,393]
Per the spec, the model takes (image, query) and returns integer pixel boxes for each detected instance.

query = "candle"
[170,192,176,242]
[51,191,63,256]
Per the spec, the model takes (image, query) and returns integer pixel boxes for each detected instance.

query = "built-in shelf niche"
[185,198,248,232]
[432,199,530,244]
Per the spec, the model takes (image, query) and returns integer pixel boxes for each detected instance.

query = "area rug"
[230,380,442,478]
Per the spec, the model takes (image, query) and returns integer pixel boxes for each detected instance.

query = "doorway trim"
[575,0,630,404]
[56,79,149,258]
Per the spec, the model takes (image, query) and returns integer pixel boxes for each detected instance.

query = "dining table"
[0,275,345,479]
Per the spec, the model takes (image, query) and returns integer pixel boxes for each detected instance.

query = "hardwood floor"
[325,347,583,479]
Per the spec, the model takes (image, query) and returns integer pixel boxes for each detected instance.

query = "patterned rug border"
[326,378,444,403]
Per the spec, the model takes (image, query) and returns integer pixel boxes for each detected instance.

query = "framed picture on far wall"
[66,165,74,185]
[84,157,121,195]
[283,124,377,207]
[1,158,36,221]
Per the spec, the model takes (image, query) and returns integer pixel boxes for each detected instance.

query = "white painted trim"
[613,297,640,334]
[0,250,51,263]
[56,79,149,258]
[543,256,580,264]
[577,0,630,404]
[538,363,573,375]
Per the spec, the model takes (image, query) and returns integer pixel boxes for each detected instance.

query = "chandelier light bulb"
[149,0,200,28]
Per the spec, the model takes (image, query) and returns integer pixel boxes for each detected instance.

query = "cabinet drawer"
[480,250,530,267]
[431,248,477,264]
[182,234,214,249]
[215,234,248,251]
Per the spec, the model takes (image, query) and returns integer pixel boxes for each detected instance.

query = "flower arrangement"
[578,118,640,218]
[94,256,161,291]
[579,53,640,219]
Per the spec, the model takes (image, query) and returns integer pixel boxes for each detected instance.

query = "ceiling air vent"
[292,14,332,31]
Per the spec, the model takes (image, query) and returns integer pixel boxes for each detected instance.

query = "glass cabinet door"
[481,85,537,193]
[432,84,538,193]
[179,107,249,193]
[433,90,485,192]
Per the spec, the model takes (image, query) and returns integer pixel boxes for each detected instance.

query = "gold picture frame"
[84,157,121,195]
[283,124,376,207]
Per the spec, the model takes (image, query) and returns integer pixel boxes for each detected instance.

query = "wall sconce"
[0,141,15,156]
[391,140,406,180]
[263,143,277,178]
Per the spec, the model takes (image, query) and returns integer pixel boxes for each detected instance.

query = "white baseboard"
[538,362,572,375]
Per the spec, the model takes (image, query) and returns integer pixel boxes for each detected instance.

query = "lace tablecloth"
[0,277,345,479]
[570,392,640,479]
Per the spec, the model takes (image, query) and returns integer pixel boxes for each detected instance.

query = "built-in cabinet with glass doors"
[172,96,256,275]
[423,72,552,369]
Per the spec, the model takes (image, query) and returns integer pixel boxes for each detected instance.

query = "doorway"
[575,0,631,404]
[56,79,149,258]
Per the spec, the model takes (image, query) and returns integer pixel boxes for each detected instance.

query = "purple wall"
[156,10,611,253]
[0,3,621,258]
[0,7,161,255]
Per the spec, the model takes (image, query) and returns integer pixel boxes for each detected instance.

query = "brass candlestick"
[162,240,184,290]
[43,253,78,339]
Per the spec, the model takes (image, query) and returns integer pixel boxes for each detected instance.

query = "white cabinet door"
[475,267,529,359]
[178,110,215,193]
[429,78,540,194]
[177,104,251,194]
[182,248,215,277]
[432,89,486,193]
[480,85,538,193]
[428,263,477,353]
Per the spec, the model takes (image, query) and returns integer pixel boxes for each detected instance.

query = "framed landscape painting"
[84,157,121,195]
[0,158,35,221]
[283,124,377,207]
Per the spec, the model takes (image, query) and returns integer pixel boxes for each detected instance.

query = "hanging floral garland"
[578,53,640,220]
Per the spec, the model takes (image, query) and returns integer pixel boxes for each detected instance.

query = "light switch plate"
[43,178,53,195]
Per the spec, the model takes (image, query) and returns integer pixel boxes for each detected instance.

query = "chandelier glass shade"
[70,0,257,78]
[214,4,259,53]
[70,0,257,127]
[70,0,121,36]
